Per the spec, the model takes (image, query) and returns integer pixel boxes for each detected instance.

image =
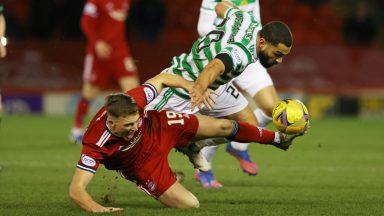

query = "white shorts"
[234,61,274,97]
[146,83,248,118]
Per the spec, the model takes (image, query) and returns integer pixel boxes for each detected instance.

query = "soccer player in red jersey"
[70,0,139,143]
[0,3,7,123]
[69,73,302,212]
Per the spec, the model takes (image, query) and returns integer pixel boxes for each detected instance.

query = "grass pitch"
[0,115,383,216]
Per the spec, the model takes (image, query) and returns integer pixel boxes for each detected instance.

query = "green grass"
[0,115,383,215]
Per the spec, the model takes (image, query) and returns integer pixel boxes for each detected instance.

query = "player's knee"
[185,195,200,208]
[219,119,234,136]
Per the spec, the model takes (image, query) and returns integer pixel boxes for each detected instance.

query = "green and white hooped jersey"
[168,8,260,99]
[201,0,261,26]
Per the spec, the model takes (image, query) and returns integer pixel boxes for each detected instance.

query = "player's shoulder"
[83,111,113,145]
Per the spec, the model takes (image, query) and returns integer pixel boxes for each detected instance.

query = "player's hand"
[95,40,112,60]
[91,206,124,213]
[190,86,217,112]
[189,85,204,112]
[201,89,217,111]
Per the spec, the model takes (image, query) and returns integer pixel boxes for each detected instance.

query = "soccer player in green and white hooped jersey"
[193,0,283,188]
[146,1,292,184]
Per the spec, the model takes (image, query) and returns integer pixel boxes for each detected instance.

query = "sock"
[229,141,249,151]
[74,97,90,129]
[228,121,277,144]
[201,145,217,170]
[254,108,272,127]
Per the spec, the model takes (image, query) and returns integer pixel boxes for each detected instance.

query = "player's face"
[258,40,291,68]
[107,113,140,140]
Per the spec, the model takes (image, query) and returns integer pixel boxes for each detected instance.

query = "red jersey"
[76,84,199,177]
[81,0,131,59]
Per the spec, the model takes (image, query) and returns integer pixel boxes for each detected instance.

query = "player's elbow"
[68,184,78,201]
[68,182,84,203]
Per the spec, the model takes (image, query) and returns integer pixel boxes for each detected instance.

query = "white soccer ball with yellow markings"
[272,99,309,134]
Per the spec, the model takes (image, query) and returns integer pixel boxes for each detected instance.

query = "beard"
[258,51,277,68]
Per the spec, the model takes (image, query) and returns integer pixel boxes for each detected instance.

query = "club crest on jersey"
[146,180,157,191]
[81,154,96,167]
[144,87,155,102]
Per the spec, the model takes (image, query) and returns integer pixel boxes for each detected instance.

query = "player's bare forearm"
[69,168,123,212]
[146,73,193,93]
[215,1,238,18]
[192,58,225,96]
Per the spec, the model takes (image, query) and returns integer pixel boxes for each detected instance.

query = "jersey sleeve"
[81,0,100,47]
[218,43,253,74]
[126,84,159,110]
[252,1,261,24]
[198,0,218,37]
[76,144,105,174]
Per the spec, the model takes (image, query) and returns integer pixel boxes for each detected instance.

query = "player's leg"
[158,182,199,208]
[222,105,259,175]
[70,54,103,143]
[0,91,2,125]
[252,85,278,126]
[227,62,276,174]
[195,84,254,186]
[71,82,101,143]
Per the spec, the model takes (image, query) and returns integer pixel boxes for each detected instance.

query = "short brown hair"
[105,93,138,118]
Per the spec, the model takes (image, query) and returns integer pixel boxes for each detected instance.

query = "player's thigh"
[234,61,274,97]
[112,56,138,89]
[158,181,199,208]
[253,85,278,116]
[194,114,232,139]
[82,53,109,92]
[226,105,258,126]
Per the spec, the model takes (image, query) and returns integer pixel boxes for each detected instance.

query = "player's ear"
[259,37,267,48]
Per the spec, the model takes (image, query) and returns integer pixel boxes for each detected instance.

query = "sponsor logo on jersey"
[81,154,96,167]
[144,87,155,103]
[232,48,242,65]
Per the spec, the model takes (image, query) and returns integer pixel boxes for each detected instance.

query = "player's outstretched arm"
[190,58,225,111]
[146,73,216,110]
[145,73,193,94]
[69,168,123,213]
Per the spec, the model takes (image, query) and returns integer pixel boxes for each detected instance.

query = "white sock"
[229,141,249,151]
[201,145,218,170]
[253,108,272,128]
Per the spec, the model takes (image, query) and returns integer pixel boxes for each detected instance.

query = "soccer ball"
[272,99,309,134]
